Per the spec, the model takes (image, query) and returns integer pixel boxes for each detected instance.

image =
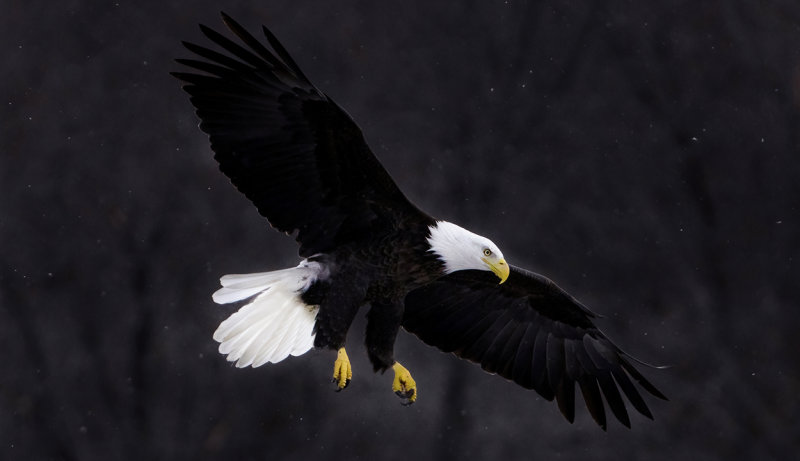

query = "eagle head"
[427,221,509,283]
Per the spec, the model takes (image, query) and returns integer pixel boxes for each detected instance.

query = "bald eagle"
[173,13,666,429]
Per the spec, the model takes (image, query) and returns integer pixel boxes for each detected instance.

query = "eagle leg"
[392,362,417,405]
[332,347,352,390]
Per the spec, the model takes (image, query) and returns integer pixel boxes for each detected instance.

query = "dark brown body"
[304,217,444,371]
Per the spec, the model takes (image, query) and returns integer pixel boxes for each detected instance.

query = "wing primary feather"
[611,368,653,419]
[578,376,607,430]
[596,370,630,428]
[575,343,630,428]
[556,340,579,423]
[546,333,565,392]
[495,321,529,379]
[477,316,518,374]
[621,359,668,400]
[181,40,255,72]
[530,327,552,398]
[260,25,312,84]
[175,58,234,77]
[170,72,216,86]
[199,23,265,69]
[511,324,536,390]
[563,339,581,381]
[555,379,576,423]
[220,12,287,71]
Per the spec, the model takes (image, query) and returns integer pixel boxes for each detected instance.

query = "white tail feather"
[212,261,323,367]
[213,268,303,304]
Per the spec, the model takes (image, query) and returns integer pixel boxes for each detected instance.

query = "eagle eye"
[483,248,492,256]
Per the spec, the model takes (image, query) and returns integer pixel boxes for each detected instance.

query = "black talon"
[395,388,415,405]
[334,378,351,391]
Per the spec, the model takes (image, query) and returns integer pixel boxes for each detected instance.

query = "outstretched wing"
[173,13,426,256]
[402,265,666,429]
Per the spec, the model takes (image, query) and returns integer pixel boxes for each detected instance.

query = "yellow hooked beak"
[483,257,510,284]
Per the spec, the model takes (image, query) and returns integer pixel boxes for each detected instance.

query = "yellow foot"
[332,347,352,391]
[392,362,417,405]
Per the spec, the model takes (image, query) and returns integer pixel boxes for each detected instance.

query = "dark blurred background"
[3,1,799,459]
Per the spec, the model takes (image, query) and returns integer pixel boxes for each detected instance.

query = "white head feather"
[427,221,506,274]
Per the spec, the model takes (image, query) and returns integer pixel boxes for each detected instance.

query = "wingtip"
[261,24,276,41]
[170,71,195,83]
[625,351,671,370]
[220,11,234,26]
[565,413,575,424]
[621,359,669,401]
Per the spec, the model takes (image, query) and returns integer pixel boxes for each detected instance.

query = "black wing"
[402,265,666,429]
[173,13,427,256]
